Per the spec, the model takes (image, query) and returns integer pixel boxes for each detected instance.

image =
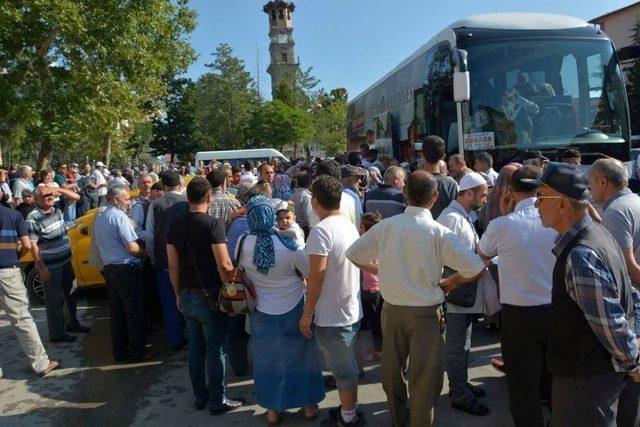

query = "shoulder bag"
[217,234,256,315]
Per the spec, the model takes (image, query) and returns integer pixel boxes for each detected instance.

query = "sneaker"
[321,412,365,426]
[451,399,490,416]
[328,406,364,419]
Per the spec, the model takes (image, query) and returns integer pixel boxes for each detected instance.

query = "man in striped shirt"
[27,186,89,342]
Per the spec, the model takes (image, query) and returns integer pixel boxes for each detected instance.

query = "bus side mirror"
[454,71,470,102]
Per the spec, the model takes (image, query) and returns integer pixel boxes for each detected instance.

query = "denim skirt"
[250,298,325,411]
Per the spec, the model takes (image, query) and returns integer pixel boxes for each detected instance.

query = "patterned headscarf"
[246,195,298,275]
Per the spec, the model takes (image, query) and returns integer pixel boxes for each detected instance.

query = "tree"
[190,43,259,150]
[311,88,349,156]
[151,78,200,162]
[250,100,314,156]
[0,1,197,169]
[627,17,640,136]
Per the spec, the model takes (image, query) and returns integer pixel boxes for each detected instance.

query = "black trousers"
[103,263,146,361]
[501,304,552,427]
[225,315,249,377]
[362,289,383,352]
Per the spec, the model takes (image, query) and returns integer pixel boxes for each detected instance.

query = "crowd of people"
[1,138,640,427]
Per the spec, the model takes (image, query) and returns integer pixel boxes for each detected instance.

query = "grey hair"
[383,166,406,184]
[449,154,466,166]
[106,185,128,204]
[590,158,628,188]
[17,165,32,178]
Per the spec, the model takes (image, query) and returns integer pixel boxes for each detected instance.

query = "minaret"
[263,1,299,98]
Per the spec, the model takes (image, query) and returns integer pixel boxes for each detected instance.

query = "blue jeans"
[315,322,360,390]
[180,289,229,410]
[63,201,76,226]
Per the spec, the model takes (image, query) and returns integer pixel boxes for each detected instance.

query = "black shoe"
[128,351,158,363]
[67,323,90,333]
[170,341,187,351]
[195,401,207,411]
[322,412,365,426]
[328,406,364,419]
[451,400,490,416]
[210,397,245,415]
[50,335,77,343]
[466,383,486,398]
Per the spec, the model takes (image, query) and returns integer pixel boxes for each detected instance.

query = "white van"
[194,149,289,167]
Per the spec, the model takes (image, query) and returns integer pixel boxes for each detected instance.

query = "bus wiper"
[573,128,605,138]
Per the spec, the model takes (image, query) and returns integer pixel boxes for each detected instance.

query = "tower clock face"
[277,34,287,44]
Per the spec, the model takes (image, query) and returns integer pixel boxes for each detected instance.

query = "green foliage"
[190,43,259,150]
[310,88,348,156]
[0,0,197,168]
[249,100,314,154]
[151,78,200,162]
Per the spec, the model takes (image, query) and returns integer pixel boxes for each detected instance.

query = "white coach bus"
[347,13,631,167]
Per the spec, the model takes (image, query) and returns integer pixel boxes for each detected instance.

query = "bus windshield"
[462,38,628,151]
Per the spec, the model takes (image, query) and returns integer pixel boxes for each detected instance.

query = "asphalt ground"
[0,288,526,426]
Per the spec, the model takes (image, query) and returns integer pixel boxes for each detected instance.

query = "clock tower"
[263,1,299,98]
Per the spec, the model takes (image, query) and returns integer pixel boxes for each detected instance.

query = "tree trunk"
[293,141,298,158]
[103,135,112,168]
[36,139,52,171]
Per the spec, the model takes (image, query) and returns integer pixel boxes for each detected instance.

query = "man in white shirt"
[473,151,499,186]
[92,161,108,206]
[347,170,485,427]
[308,159,358,228]
[301,175,363,426]
[12,165,35,206]
[478,165,557,427]
[437,172,490,416]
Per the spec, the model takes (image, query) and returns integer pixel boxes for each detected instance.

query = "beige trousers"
[381,302,444,427]
[0,266,49,374]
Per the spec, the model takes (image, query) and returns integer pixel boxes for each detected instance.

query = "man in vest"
[534,162,640,426]
[144,171,189,350]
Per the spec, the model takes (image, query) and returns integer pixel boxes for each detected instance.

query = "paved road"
[0,288,522,426]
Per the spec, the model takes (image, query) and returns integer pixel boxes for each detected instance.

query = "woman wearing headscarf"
[236,196,325,424]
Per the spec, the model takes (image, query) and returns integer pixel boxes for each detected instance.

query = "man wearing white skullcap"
[437,171,491,416]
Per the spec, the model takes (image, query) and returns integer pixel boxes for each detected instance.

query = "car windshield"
[461,38,628,151]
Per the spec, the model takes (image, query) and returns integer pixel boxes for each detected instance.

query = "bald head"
[405,170,438,208]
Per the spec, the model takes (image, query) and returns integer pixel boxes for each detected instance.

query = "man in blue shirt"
[94,185,146,362]
[0,205,60,378]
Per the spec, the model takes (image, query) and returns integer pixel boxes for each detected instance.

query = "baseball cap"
[341,165,367,178]
[95,161,105,167]
[458,172,487,191]
[525,162,590,201]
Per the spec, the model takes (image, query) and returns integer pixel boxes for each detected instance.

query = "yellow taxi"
[20,179,194,304]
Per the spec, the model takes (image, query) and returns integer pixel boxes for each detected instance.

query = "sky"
[185,0,632,100]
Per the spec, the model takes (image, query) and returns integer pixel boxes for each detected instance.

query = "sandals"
[299,405,319,421]
[490,358,505,373]
[38,359,61,377]
[266,409,281,425]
